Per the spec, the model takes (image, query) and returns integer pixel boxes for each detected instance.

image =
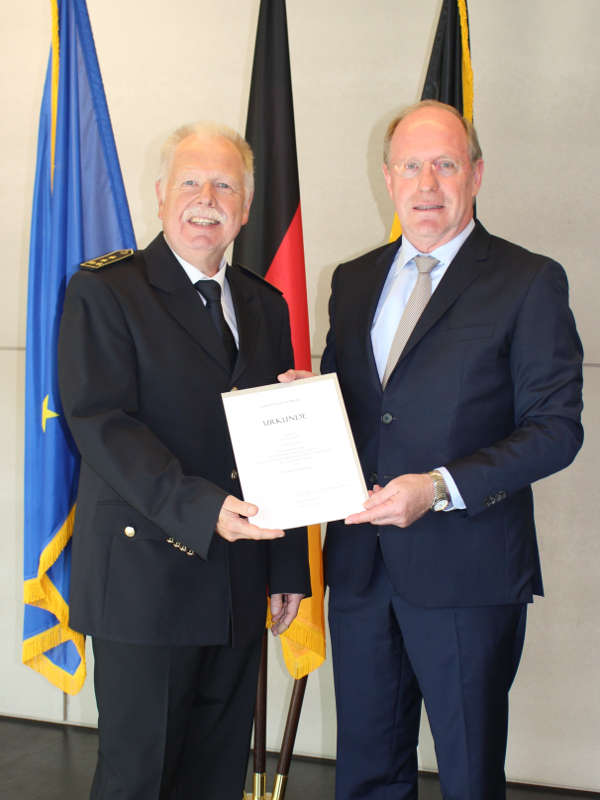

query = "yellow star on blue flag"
[41,395,59,433]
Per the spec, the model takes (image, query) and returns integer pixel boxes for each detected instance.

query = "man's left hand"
[269,592,305,636]
[277,369,314,383]
[345,473,434,528]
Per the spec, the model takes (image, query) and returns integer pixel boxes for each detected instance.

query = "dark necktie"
[195,279,237,370]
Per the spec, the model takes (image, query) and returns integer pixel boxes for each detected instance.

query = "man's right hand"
[216,495,285,541]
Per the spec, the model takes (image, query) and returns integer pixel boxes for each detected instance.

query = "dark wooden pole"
[270,675,308,800]
[250,629,268,799]
[245,634,312,800]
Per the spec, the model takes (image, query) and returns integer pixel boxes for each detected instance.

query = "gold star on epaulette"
[80,249,134,270]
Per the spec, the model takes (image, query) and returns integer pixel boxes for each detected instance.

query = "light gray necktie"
[382,255,439,388]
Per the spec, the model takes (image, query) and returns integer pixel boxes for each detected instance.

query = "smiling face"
[383,107,483,253]
[156,134,252,275]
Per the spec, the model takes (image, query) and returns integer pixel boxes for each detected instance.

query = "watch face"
[433,497,449,512]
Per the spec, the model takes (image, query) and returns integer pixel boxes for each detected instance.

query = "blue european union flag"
[23,0,136,693]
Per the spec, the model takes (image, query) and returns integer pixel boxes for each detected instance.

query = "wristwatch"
[428,470,450,512]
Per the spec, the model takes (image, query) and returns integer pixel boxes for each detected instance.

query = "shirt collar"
[395,218,476,275]
[166,241,228,288]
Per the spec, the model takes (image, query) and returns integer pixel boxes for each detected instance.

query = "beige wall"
[1,0,598,791]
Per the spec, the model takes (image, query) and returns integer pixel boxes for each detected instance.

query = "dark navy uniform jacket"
[58,232,310,646]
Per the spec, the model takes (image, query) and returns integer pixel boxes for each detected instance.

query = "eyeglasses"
[391,157,461,179]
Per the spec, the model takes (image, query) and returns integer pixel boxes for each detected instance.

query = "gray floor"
[1,716,597,799]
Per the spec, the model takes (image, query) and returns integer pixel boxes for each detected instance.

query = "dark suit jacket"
[322,221,583,606]
[58,233,310,646]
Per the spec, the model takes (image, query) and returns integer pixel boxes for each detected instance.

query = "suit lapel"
[394,221,492,366]
[143,233,232,371]
[361,241,401,391]
[225,265,259,384]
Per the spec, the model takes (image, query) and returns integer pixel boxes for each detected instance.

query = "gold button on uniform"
[124,526,136,538]
[230,469,238,480]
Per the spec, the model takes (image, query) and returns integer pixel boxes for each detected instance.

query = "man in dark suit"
[58,122,310,800]
[318,101,582,798]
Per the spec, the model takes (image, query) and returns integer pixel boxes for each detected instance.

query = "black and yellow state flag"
[390,0,474,241]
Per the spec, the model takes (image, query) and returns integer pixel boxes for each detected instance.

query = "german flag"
[233,0,325,680]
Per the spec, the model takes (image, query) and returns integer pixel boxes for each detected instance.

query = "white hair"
[157,121,254,200]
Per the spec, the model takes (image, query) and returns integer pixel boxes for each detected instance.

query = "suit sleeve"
[58,271,227,558]
[447,259,584,516]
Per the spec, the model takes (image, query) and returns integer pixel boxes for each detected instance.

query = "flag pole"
[245,669,309,800]
[270,676,308,800]
[248,630,269,800]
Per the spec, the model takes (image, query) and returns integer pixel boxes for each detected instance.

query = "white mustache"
[183,206,226,224]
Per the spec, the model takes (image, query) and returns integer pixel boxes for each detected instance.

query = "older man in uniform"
[58,122,310,800]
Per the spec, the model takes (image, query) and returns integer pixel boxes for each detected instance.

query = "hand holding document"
[215,494,285,542]
[222,374,368,529]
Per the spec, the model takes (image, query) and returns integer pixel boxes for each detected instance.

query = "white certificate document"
[221,374,368,529]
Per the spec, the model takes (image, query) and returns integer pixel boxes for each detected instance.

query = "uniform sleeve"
[268,526,311,596]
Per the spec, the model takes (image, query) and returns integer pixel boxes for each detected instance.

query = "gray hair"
[157,121,254,200]
[383,99,482,166]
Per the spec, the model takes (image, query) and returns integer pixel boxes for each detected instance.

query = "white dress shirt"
[169,247,239,347]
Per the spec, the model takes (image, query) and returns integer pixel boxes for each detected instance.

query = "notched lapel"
[362,242,400,391]
[162,287,234,370]
[227,265,259,384]
[396,223,492,365]
[143,234,234,372]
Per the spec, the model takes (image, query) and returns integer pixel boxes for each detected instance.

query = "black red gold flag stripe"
[232,0,310,371]
[233,0,325,681]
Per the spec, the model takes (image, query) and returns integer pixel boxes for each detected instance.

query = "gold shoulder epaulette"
[80,249,134,271]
